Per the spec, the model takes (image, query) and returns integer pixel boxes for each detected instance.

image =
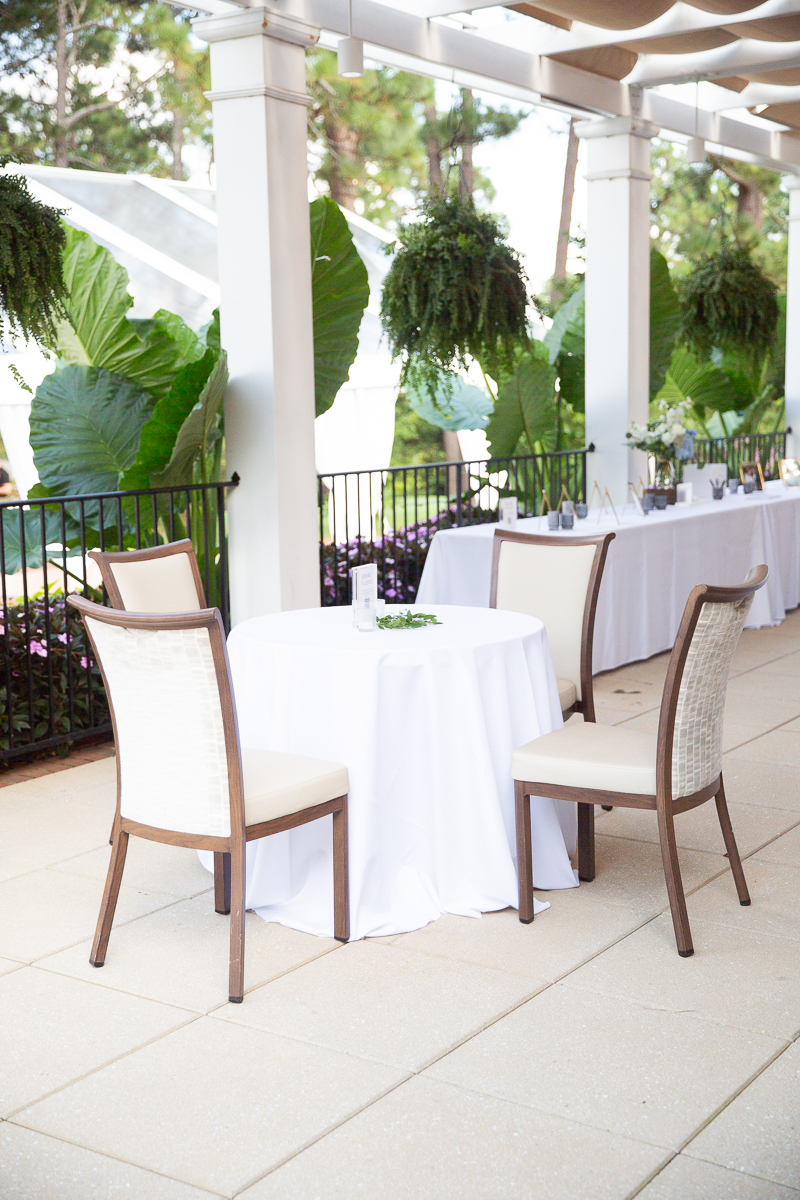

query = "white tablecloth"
[416,481,800,674]
[202,604,578,940]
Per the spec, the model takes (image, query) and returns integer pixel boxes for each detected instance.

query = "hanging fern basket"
[380,193,529,396]
[679,245,778,362]
[0,163,68,346]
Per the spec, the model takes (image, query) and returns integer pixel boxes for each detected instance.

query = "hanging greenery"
[679,244,778,363]
[0,163,68,346]
[380,193,529,397]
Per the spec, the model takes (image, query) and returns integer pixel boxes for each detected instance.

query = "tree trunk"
[551,117,578,304]
[425,104,443,194]
[459,89,474,198]
[54,0,69,168]
[736,180,763,231]
[323,117,359,209]
[171,111,185,181]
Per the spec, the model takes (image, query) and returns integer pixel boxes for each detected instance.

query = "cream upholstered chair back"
[90,540,204,613]
[81,605,239,839]
[664,567,766,800]
[491,533,613,702]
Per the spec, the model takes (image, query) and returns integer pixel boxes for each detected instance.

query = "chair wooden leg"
[657,804,693,956]
[577,802,595,882]
[715,777,750,906]
[228,841,246,1003]
[515,780,534,923]
[214,851,231,914]
[332,798,350,942]
[90,827,129,967]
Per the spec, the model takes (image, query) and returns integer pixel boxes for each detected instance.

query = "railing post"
[455,463,463,527]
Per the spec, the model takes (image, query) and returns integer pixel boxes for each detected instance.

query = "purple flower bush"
[0,592,108,755]
[320,504,496,606]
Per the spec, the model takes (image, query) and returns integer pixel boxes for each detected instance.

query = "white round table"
[203,604,578,940]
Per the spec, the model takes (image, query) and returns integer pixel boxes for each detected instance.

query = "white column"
[576,117,659,502]
[194,7,321,623]
[785,177,800,458]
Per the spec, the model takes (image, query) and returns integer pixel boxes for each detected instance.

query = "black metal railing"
[685,431,786,482]
[318,449,587,606]
[0,478,237,763]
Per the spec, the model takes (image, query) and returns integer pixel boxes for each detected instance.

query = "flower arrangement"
[625,400,697,463]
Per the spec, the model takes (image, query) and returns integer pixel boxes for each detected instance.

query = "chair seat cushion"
[557,678,577,713]
[512,721,657,796]
[243,749,349,826]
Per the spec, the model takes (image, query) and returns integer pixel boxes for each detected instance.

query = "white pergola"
[175,0,800,623]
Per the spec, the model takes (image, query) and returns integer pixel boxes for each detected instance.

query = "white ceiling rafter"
[173,0,800,171]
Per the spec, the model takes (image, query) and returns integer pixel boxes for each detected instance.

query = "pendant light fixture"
[338,0,363,78]
[687,80,705,165]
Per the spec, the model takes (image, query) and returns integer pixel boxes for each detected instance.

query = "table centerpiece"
[625,400,697,505]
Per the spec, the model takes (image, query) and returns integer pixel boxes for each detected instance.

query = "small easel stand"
[558,485,574,515]
[539,489,552,528]
[588,481,621,525]
[623,481,645,517]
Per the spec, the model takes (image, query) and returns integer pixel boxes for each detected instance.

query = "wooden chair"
[512,565,768,956]
[89,539,206,613]
[490,529,615,722]
[67,596,350,1003]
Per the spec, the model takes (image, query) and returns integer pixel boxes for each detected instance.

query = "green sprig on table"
[377,610,442,630]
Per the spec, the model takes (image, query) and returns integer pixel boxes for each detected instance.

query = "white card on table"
[500,497,518,529]
[352,564,378,631]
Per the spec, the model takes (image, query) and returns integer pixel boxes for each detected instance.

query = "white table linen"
[416,481,800,673]
[202,604,578,940]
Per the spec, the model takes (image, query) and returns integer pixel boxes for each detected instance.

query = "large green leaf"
[30,364,156,495]
[53,227,192,399]
[310,197,369,417]
[544,284,584,365]
[649,247,681,399]
[0,508,64,575]
[155,353,228,486]
[119,350,216,490]
[657,347,748,416]
[406,372,492,431]
[486,348,557,457]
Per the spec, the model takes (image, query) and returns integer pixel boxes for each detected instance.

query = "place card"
[352,563,378,632]
[500,497,518,529]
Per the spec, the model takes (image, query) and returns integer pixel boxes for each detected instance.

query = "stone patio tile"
[687,860,800,943]
[612,709,766,754]
[746,650,800,677]
[591,678,664,715]
[731,642,800,673]
[238,1075,667,1200]
[726,671,800,704]
[215,940,537,1071]
[0,967,190,1116]
[52,839,215,900]
[584,835,724,913]
[0,955,23,975]
[15,1017,405,1197]
[753,823,800,867]
[592,700,651,725]
[0,867,175,962]
[686,1039,800,1190]
[426,983,780,1151]
[39,899,338,1012]
[562,915,800,1039]
[724,728,800,767]
[0,758,116,807]
[0,1125,221,1200]
[0,794,114,883]
[719,693,800,729]
[720,757,800,813]
[384,895,652,983]
[594,799,797,858]
[637,1153,800,1199]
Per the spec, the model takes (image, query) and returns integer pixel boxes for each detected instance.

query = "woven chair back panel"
[109,554,202,612]
[671,595,753,799]
[496,541,596,698]
[86,618,231,837]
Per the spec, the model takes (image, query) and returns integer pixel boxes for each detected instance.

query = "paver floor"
[1,615,799,1198]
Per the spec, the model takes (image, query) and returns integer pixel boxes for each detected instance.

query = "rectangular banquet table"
[201,604,579,940]
[416,480,800,674]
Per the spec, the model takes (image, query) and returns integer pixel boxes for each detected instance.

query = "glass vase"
[653,458,675,490]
